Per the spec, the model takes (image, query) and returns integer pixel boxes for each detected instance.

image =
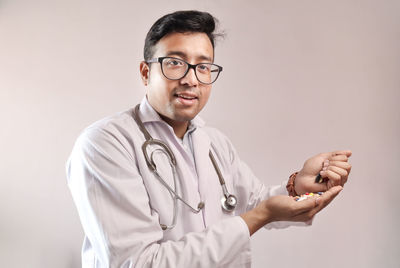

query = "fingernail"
[322,166,327,171]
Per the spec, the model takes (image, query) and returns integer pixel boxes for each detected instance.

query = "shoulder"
[84,109,136,136]
[74,108,140,155]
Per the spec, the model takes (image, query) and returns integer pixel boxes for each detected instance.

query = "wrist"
[240,203,271,236]
[293,170,310,195]
[286,172,299,196]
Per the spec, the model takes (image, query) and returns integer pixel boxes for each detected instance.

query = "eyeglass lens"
[161,58,220,84]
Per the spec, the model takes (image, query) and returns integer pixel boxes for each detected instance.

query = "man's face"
[142,32,214,124]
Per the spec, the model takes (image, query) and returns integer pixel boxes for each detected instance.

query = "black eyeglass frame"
[146,57,223,85]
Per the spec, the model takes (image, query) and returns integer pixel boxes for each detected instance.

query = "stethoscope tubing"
[150,152,203,213]
[132,104,238,229]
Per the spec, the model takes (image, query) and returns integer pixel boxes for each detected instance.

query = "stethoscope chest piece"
[221,194,237,212]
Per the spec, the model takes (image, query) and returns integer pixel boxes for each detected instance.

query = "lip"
[174,91,198,106]
[174,91,198,99]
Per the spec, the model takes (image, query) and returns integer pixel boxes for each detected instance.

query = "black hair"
[143,10,221,61]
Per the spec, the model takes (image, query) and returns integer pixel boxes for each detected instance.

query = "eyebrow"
[165,51,213,62]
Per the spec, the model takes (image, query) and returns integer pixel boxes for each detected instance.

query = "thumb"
[316,186,343,206]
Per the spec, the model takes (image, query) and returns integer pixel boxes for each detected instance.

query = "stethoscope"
[132,104,238,230]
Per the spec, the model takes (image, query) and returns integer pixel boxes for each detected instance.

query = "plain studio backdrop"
[1,0,399,267]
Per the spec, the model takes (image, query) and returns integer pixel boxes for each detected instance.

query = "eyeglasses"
[146,57,223,85]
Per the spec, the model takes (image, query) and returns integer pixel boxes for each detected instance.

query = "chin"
[173,113,196,122]
[171,107,200,121]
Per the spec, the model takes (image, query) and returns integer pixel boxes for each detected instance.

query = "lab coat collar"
[139,96,206,130]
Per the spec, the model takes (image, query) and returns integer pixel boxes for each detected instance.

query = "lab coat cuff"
[268,180,290,197]
[224,216,252,266]
[236,215,251,239]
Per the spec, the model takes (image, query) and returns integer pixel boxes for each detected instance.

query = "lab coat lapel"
[191,128,224,227]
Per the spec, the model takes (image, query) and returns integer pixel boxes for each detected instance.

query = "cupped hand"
[260,185,343,224]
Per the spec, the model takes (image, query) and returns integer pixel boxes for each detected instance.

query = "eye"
[197,64,211,72]
[165,58,184,67]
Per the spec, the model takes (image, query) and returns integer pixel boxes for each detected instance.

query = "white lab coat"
[67,97,307,268]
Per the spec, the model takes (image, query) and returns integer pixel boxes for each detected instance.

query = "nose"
[180,67,199,87]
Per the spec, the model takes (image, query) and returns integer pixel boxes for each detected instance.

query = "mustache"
[173,87,199,95]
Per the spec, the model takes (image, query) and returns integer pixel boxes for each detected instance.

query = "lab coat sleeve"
[67,128,252,268]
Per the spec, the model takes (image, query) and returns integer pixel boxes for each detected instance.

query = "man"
[67,10,352,267]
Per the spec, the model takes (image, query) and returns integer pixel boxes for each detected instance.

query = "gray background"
[1,0,399,267]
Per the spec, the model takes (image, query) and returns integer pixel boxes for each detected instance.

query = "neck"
[160,115,189,139]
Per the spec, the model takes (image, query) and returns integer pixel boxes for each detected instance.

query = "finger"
[292,197,318,215]
[326,165,348,178]
[327,166,349,185]
[291,210,316,222]
[315,186,343,210]
[328,161,352,184]
[323,159,330,168]
[291,197,322,221]
[345,164,352,184]
[329,154,349,162]
[328,161,351,171]
[320,169,342,186]
[332,150,352,157]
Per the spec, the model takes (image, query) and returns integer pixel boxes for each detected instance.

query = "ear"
[140,61,150,86]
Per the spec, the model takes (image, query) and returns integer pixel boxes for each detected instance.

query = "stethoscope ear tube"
[142,139,177,171]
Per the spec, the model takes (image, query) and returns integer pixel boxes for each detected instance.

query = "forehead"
[153,32,214,62]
